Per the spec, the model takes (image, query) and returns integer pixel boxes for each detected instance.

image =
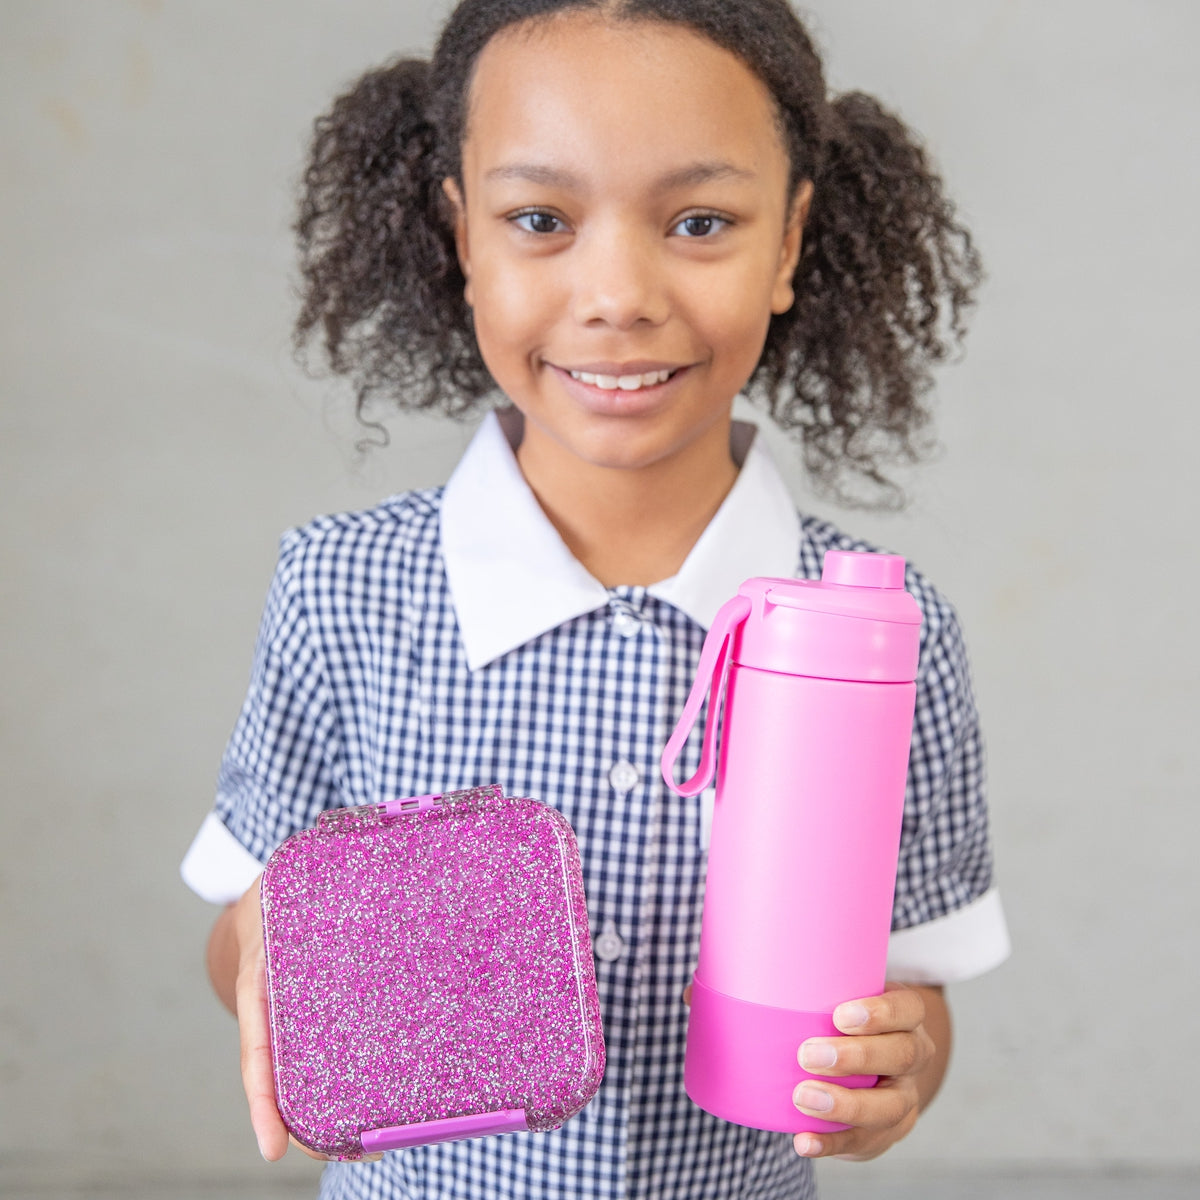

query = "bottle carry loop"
[660,594,752,797]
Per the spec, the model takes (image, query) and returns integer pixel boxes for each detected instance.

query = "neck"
[513,415,740,588]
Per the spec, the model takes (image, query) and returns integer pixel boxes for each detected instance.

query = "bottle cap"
[733,552,921,683]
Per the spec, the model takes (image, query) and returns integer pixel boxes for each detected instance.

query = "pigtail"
[761,91,983,506]
[294,57,491,421]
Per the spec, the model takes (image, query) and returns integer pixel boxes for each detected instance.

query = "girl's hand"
[791,982,950,1161]
[227,878,297,1161]
[210,878,381,1163]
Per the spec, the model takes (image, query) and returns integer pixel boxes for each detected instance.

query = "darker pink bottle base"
[684,975,876,1135]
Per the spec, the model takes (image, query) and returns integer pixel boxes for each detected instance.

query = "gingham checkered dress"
[213,476,994,1200]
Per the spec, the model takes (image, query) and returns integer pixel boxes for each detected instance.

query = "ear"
[442,177,474,308]
[771,179,814,315]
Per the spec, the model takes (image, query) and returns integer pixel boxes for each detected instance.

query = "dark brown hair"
[294,0,982,505]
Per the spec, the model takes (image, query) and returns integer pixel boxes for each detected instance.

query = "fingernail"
[799,1042,837,1071]
[835,1002,870,1030]
[258,1137,270,1161]
[794,1084,834,1113]
[795,1133,823,1157]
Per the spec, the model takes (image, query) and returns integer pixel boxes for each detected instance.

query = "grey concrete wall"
[2,1,1196,1191]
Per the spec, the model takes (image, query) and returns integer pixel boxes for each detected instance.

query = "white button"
[594,920,625,963]
[612,610,641,638]
[608,761,639,795]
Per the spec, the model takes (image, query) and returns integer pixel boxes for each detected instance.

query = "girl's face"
[445,13,808,479]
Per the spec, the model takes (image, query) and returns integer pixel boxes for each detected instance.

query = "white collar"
[440,409,800,670]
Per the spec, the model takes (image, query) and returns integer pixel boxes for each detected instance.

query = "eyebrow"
[483,160,757,191]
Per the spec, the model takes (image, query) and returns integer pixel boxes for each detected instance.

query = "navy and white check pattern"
[214,483,992,1200]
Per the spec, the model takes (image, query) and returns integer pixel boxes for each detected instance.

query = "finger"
[795,1129,870,1161]
[238,956,289,1160]
[833,982,926,1036]
[799,1027,933,1079]
[792,1075,917,1135]
[285,1135,384,1163]
[793,1112,914,1163]
[233,882,289,1162]
[792,1082,919,1160]
[289,1134,336,1162]
[682,983,693,1007]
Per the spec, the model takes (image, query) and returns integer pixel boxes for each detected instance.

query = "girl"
[182,1,1010,1197]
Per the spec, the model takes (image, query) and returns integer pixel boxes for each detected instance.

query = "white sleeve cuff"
[180,812,265,905]
[886,887,1011,985]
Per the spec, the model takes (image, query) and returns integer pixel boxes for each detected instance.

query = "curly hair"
[294,0,982,506]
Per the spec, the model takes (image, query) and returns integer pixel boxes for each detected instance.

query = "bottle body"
[685,665,916,1132]
[661,553,922,1134]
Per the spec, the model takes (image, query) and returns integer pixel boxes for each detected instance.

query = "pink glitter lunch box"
[260,785,606,1160]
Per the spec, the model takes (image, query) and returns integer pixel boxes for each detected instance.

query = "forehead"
[462,13,788,184]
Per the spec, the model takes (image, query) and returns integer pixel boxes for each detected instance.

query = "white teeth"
[569,369,673,390]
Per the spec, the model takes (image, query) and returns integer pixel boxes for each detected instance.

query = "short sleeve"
[887,579,1010,982]
[181,532,347,902]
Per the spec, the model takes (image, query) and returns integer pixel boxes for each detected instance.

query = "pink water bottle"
[661,550,922,1134]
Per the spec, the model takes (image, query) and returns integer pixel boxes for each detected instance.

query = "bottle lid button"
[821,550,906,589]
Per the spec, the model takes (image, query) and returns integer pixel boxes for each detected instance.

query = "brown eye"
[512,211,565,235]
[673,214,729,238]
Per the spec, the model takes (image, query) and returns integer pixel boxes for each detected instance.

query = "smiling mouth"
[566,368,681,391]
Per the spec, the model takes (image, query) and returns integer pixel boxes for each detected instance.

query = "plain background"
[2,0,1197,1194]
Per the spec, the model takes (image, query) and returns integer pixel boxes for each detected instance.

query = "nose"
[569,222,669,330]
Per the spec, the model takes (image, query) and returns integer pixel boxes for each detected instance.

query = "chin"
[570,427,696,474]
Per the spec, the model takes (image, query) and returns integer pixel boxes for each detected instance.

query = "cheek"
[473,257,557,344]
[469,266,534,365]
[697,287,775,373]
[470,306,518,382]
[469,278,570,403]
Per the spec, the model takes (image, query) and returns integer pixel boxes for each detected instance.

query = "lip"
[548,362,693,416]
[555,360,687,376]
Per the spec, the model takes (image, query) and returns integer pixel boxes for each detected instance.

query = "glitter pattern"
[260,785,606,1160]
